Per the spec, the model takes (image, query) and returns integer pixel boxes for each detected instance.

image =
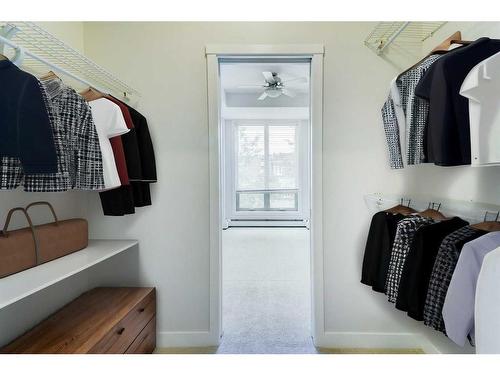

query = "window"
[234,121,301,212]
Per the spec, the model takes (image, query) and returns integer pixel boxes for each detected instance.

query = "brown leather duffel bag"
[0,202,88,278]
[0,207,38,278]
[25,201,88,265]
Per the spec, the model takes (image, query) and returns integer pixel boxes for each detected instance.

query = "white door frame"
[206,44,325,345]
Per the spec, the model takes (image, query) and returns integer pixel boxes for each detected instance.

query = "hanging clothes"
[475,246,500,354]
[397,54,443,165]
[98,96,139,216]
[23,79,70,191]
[0,60,57,174]
[121,100,157,207]
[1,77,69,191]
[460,51,500,166]
[423,226,488,333]
[361,211,406,292]
[385,216,435,303]
[87,98,129,190]
[381,79,405,169]
[442,232,500,346]
[395,217,469,320]
[381,53,443,168]
[94,96,156,215]
[106,97,142,180]
[23,78,105,191]
[415,37,500,166]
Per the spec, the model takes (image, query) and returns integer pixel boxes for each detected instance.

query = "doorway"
[220,58,312,353]
[206,45,325,352]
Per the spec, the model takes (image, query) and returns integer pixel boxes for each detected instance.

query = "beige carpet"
[219,228,313,353]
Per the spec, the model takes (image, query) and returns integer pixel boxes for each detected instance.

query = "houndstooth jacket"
[0,78,104,191]
[423,226,487,333]
[385,215,435,303]
[381,54,442,169]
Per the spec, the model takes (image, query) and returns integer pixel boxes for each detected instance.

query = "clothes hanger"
[471,211,500,232]
[396,32,463,81]
[39,70,60,81]
[431,31,464,52]
[449,39,474,46]
[418,202,446,220]
[385,198,416,215]
[80,87,106,102]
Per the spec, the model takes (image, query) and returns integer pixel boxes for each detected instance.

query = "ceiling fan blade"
[282,89,296,98]
[257,92,268,100]
[281,77,308,84]
[238,85,265,88]
[262,71,275,83]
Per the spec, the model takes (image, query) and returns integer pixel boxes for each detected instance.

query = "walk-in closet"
[1,5,500,371]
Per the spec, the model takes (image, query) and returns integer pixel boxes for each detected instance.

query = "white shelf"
[0,239,138,310]
[0,22,140,98]
[364,22,447,55]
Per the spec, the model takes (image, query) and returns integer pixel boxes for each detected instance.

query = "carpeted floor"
[155,228,424,355]
[218,227,313,354]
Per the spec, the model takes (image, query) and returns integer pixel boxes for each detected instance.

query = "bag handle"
[25,201,59,225]
[1,207,40,264]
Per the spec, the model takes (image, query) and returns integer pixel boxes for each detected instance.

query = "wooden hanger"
[39,70,60,81]
[80,87,105,102]
[471,212,500,232]
[385,198,416,215]
[396,32,462,81]
[418,202,446,221]
[449,39,474,46]
[431,31,463,52]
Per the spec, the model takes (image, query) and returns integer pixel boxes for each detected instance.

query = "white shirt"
[460,51,500,166]
[88,98,129,190]
[475,246,500,353]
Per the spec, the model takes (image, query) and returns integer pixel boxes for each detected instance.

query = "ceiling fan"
[238,71,307,100]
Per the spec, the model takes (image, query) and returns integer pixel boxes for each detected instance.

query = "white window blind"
[236,122,299,211]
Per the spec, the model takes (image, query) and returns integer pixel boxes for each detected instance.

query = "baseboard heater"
[225,219,308,229]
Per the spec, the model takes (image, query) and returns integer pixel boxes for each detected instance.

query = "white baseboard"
[157,330,442,353]
[315,332,442,353]
[157,331,218,348]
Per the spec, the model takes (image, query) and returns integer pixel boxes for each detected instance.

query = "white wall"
[81,21,484,351]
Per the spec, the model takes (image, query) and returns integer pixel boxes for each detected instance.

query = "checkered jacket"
[381,54,442,169]
[386,216,434,303]
[381,90,404,169]
[0,79,104,191]
[423,226,487,333]
[398,54,441,165]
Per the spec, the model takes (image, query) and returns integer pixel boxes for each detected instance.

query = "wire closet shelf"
[0,22,140,98]
[364,22,447,55]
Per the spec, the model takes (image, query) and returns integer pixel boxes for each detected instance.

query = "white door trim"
[206,44,325,345]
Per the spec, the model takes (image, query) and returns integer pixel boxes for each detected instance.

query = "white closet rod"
[0,34,111,96]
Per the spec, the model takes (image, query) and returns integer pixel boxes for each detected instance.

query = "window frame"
[224,118,310,222]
